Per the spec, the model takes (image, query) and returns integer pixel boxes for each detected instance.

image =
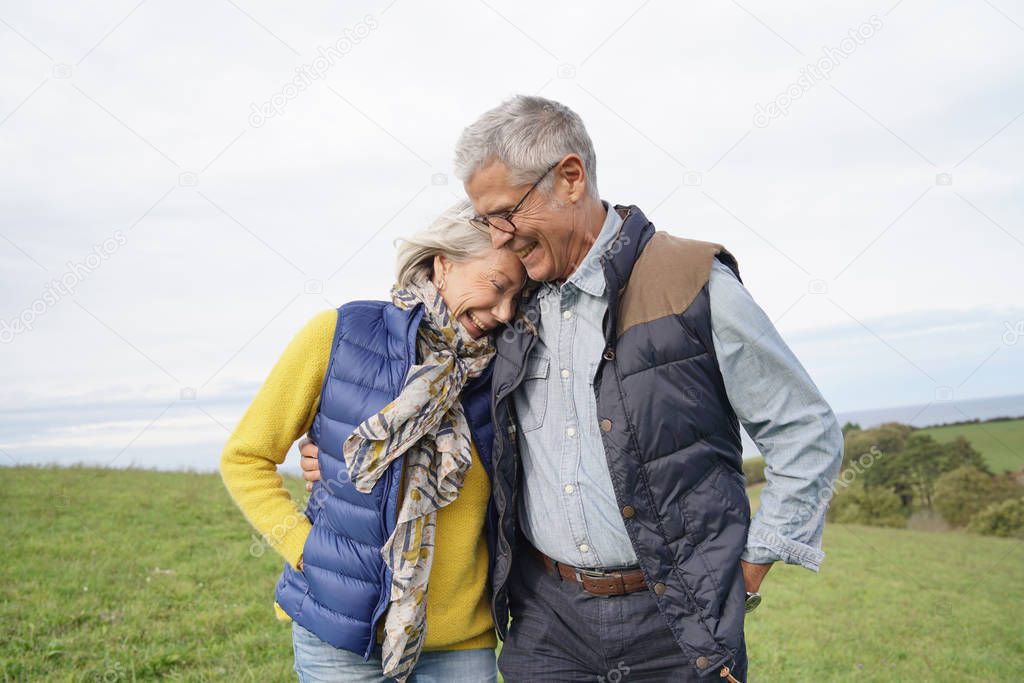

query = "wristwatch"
[744,591,761,613]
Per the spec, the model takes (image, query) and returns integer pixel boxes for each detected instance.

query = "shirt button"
[599,419,612,432]
[579,544,590,553]
[564,484,575,494]
[622,505,635,519]
[562,310,573,320]
[566,426,577,437]
[696,656,710,669]
[653,582,667,595]
[560,368,570,379]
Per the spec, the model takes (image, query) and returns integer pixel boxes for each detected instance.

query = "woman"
[220,200,526,682]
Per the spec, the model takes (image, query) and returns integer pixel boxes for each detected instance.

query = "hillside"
[919,418,1024,473]
[2,466,1022,681]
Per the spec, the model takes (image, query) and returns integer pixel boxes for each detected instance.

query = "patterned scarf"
[342,276,495,682]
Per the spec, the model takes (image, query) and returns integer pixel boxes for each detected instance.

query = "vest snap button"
[696,656,709,669]
[622,505,635,519]
[603,348,615,361]
[653,582,667,595]
[599,419,612,433]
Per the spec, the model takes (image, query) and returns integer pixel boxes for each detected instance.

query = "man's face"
[464,160,581,282]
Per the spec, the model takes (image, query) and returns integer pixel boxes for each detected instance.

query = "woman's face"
[433,248,527,339]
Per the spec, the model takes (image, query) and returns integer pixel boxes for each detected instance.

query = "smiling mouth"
[515,242,537,260]
[467,311,491,333]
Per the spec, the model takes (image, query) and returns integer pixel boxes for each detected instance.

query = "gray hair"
[394,199,494,287]
[454,95,598,197]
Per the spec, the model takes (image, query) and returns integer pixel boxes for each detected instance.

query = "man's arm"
[708,261,844,579]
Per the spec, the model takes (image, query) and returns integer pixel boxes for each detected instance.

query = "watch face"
[744,593,762,613]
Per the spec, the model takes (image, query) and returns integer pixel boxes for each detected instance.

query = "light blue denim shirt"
[514,202,843,571]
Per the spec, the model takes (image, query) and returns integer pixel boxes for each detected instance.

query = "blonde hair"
[394,199,494,287]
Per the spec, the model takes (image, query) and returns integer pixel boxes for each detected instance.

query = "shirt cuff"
[742,520,825,572]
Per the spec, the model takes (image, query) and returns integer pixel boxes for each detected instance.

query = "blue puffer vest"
[489,205,749,680]
[274,300,496,659]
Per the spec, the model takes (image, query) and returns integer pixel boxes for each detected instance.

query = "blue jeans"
[291,622,498,683]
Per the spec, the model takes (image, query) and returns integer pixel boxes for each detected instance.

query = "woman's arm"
[219,309,337,569]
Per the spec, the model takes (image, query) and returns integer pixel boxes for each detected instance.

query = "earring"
[437,277,446,291]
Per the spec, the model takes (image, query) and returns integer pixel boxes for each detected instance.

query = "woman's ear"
[432,254,450,284]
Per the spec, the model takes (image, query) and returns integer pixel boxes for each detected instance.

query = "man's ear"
[557,154,587,203]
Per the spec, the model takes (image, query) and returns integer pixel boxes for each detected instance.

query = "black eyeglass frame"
[468,162,560,235]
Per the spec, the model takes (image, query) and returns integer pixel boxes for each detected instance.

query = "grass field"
[919,418,1024,473]
[3,466,1023,682]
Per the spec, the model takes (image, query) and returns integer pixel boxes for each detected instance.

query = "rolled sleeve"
[708,261,843,572]
[743,519,826,570]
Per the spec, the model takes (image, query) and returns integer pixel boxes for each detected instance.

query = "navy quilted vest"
[274,300,496,658]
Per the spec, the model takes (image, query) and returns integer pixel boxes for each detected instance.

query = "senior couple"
[221,95,843,682]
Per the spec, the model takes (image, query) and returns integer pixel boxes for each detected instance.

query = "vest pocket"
[676,461,750,545]
[299,508,323,572]
[513,354,550,432]
[712,462,751,524]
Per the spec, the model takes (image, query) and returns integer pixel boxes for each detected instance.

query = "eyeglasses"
[468,162,559,235]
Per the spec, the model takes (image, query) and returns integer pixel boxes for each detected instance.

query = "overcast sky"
[2,0,1022,471]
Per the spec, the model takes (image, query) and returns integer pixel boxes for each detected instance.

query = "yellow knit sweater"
[219,309,496,651]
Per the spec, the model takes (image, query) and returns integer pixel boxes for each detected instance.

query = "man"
[453,95,843,682]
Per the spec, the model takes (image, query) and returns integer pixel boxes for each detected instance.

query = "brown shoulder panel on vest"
[617,232,734,338]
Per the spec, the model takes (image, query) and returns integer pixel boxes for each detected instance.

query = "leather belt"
[528,544,647,597]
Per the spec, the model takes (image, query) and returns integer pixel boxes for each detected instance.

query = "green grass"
[747,481,764,512]
[742,478,1024,680]
[919,418,1024,473]
[745,523,1023,681]
[3,466,1023,681]
[1,466,306,682]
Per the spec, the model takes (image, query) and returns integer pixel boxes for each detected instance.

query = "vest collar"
[599,204,655,342]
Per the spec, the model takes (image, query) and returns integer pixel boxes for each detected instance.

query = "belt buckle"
[574,567,617,597]
[574,567,609,582]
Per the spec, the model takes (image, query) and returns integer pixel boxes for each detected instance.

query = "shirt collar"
[560,201,623,298]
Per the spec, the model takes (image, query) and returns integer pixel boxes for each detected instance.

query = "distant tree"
[843,422,912,473]
[940,437,989,474]
[861,433,992,510]
[828,481,907,528]
[934,466,1022,526]
[860,429,918,506]
[968,497,1024,538]
[841,421,862,436]
[900,434,949,509]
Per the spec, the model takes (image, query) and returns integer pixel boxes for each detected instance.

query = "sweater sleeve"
[219,309,337,569]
